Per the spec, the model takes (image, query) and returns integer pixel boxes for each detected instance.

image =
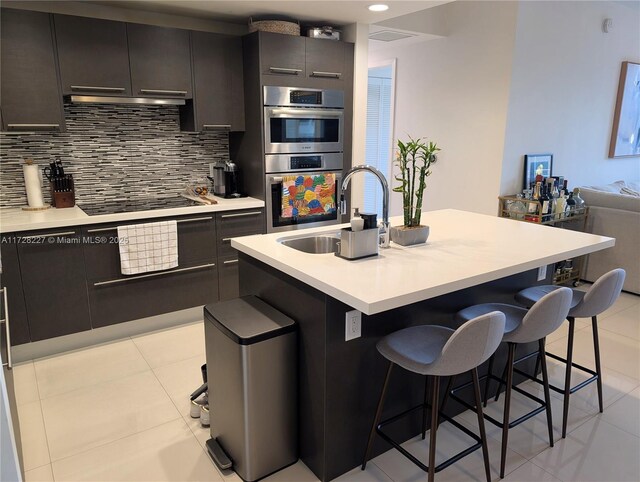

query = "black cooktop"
[79,197,199,216]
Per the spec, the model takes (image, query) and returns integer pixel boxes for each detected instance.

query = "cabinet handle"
[202,124,231,129]
[20,230,76,240]
[87,217,213,233]
[311,71,342,78]
[93,263,216,286]
[176,217,213,224]
[220,211,262,219]
[6,124,59,130]
[1,288,11,369]
[86,226,117,233]
[221,237,232,242]
[223,259,238,265]
[268,67,302,75]
[140,89,187,96]
[70,85,126,92]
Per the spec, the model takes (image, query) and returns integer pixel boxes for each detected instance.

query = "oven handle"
[267,108,344,118]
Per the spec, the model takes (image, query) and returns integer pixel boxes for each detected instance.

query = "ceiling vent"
[368,29,418,42]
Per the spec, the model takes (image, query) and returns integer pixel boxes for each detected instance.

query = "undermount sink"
[279,233,340,254]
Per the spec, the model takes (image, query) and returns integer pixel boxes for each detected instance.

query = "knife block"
[49,175,76,208]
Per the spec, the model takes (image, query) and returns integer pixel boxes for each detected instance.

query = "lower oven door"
[266,171,343,233]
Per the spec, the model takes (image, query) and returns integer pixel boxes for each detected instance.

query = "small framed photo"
[523,154,553,190]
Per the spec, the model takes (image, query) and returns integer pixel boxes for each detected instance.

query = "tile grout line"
[37,370,182,465]
[45,418,185,470]
[30,361,56,479]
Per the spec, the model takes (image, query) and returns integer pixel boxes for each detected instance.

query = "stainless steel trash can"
[204,296,297,482]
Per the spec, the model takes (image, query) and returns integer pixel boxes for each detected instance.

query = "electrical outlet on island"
[345,310,362,341]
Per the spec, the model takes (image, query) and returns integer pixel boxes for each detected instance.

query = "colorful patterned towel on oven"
[281,173,336,218]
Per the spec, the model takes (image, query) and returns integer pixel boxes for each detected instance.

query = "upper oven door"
[264,107,344,154]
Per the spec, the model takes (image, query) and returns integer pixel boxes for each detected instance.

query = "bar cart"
[498,195,590,286]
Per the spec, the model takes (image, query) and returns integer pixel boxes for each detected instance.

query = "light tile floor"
[14,288,640,482]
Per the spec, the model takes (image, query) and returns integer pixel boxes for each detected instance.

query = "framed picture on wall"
[523,154,553,190]
[609,61,640,158]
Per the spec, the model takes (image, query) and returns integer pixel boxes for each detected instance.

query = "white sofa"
[579,181,640,294]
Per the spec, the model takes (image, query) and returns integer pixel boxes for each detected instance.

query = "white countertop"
[232,209,615,315]
[0,197,264,233]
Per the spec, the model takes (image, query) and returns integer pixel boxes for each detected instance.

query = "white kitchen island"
[231,209,614,481]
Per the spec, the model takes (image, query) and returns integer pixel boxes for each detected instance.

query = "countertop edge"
[233,234,615,315]
[0,198,265,233]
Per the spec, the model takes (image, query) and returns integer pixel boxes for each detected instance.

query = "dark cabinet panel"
[190,31,245,131]
[216,209,265,258]
[218,256,239,301]
[89,264,217,328]
[54,15,132,96]
[259,32,306,78]
[17,230,91,341]
[83,215,216,282]
[127,23,193,98]
[0,9,64,132]
[215,209,264,300]
[305,38,345,84]
[0,242,30,346]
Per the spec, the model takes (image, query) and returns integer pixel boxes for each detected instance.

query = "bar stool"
[449,287,573,478]
[361,311,506,482]
[514,268,626,438]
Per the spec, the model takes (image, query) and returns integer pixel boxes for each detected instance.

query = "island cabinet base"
[238,254,551,482]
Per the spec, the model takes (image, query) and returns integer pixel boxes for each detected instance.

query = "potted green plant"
[390,136,441,246]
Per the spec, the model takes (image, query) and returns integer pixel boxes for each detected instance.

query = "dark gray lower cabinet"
[88,264,218,328]
[17,230,91,341]
[83,214,219,327]
[218,257,239,301]
[215,209,264,301]
[0,242,30,346]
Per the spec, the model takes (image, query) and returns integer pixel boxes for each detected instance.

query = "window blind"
[364,76,392,217]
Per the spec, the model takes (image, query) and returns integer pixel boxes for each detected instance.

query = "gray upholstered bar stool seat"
[362,312,506,482]
[450,287,573,478]
[514,268,626,438]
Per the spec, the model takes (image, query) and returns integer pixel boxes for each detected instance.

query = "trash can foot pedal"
[206,438,232,470]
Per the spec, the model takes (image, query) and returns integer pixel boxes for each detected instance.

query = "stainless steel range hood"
[66,95,186,106]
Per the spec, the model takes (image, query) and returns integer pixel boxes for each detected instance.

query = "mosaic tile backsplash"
[0,103,229,207]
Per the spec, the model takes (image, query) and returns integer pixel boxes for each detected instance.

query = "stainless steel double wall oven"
[263,86,345,233]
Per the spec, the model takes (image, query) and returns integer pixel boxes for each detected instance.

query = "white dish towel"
[117,221,178,275]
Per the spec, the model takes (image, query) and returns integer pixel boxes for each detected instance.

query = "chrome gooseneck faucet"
[339,165,390,248]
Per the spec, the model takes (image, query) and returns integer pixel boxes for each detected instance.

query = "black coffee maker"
[224,161,243,198]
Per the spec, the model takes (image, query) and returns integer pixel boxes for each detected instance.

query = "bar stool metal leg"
[362,362,394,470]
[500,343,516,479]
[471,368,491,482]
[428,375,440,482]
[438,376,455,430]
[562,316,576,438]
[592,315,604,413]
[422,376,430,439]
[539,338,554,448]
[483,355,494,407]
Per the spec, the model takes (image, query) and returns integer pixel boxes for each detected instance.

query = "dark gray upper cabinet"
[17,230,91,342]
[190,31,245,131]
[259,32,306,78]
[54,15,132,96]
[0,9,65,132]
[127,23,193,98]
[305,38,345,83]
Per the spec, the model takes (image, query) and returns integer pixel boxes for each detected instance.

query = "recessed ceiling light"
[368,4,389,12]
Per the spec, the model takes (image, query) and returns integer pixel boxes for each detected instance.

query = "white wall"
[501,1,640,195]
[369,1,519,216]
[343,23,370,209]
